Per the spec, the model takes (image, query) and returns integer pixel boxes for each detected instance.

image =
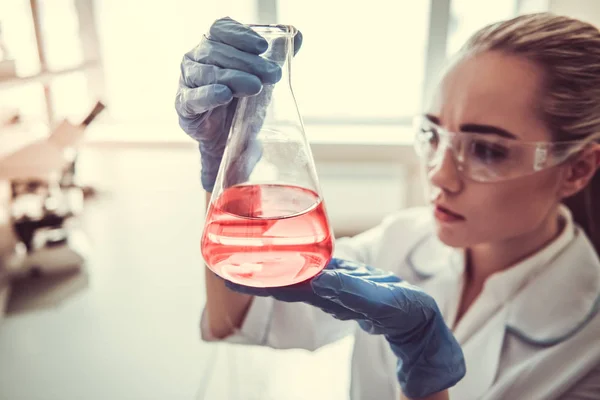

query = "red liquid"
[201,184,333,287]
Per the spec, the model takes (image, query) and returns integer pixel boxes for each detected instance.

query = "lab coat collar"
[406,233,464,280]
[405,233,465,322]
[505,227,600,346]
[406,206,600,346]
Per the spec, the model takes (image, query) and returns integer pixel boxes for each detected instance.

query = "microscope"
[8,177,87,278]
[0,102,104,279]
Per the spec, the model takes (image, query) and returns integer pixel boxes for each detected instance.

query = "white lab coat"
[201,206,600,399]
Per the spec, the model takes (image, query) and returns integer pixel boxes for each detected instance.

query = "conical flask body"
[201,24,333,288]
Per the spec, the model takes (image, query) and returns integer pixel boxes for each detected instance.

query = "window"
[0,83,47,123]
[39,0,84,70]
[277,1,431,123]
[0,0,41,76]
[0,1,45,122]
[1,0,541,143]
[50,71,92,121]
[447,0,517,56]
[94,0,255,125]
[0,0,98,125]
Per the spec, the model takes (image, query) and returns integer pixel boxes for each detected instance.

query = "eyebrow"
[425,114,517,139]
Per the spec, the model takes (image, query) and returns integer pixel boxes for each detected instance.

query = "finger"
[264,37,288,65]
[175,84,233,118]
[322,308,369,321]
[357,319,377,332]
[325,259,375,274]
[293,30,303,56]
[225,276,365,320]
[326,259,403,283]
[311,270,422,321]
[269,284,367,320]
[209,17,268,55]
[187,39,281,84]
[262,32,300,65]
[182,60,263,97]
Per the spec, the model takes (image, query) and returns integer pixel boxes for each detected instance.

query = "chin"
[434,222,473,248]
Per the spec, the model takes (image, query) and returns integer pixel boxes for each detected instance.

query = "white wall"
[550,0,600,26]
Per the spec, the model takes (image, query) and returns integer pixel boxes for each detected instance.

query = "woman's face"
[425,50,566,248]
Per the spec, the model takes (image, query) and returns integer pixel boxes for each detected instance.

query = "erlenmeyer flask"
[201,24,333,288]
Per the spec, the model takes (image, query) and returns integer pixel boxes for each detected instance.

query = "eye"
[418,123,440,148]
[469,139,509,163]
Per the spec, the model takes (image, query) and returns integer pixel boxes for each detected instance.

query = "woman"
[175,13,600,399]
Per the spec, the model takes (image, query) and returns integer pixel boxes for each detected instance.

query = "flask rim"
[248,24,297,38]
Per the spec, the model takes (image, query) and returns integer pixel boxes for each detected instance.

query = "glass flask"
[201,24,333,288]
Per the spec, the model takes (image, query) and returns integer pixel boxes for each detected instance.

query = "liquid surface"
[201,184,333,287]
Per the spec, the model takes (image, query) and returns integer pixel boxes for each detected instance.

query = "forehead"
[428,51,550,141]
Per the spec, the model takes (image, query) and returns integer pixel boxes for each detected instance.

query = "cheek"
[469,172,560,237]
[437,171,561,246]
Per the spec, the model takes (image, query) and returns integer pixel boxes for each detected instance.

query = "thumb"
[312,270,422,322]
[311,270,379,317]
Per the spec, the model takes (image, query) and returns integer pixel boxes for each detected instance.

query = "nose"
[427,148,463,194]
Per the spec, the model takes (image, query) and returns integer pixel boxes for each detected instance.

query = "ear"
[558,143,600,199]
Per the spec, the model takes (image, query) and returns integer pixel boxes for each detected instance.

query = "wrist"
[391,314,465,398]
[199,144,223,193]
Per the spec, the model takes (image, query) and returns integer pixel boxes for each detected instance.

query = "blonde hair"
[461,12,600,253]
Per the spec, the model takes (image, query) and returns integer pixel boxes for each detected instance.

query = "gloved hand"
[226,258,466,399]
[175,17,303,192]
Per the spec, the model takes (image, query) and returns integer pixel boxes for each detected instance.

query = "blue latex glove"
[226,258,466,399]
[175,17,303,192]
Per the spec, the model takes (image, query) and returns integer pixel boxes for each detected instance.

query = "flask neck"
[249,24,296,86]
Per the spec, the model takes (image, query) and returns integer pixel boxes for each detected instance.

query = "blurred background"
[0,0,597,399]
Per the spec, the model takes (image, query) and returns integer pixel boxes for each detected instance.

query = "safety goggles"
[412,115,589,183]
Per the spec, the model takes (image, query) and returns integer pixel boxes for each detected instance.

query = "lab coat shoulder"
[335,206,437,280]
[499,229,600,399]
[200,206,435,350]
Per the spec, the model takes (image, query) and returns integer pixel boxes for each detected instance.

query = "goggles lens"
[413,116,586,182]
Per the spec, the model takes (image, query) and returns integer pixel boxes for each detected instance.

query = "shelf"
[0,60,100,90]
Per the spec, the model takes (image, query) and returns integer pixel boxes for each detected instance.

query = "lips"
[433,205,465,223]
